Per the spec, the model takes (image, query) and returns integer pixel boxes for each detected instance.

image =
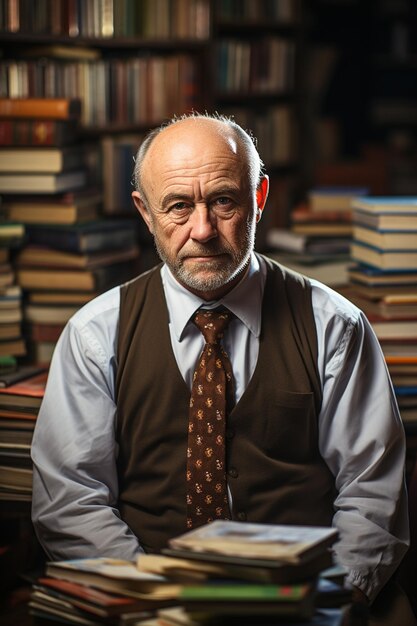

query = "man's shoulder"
[68,284,121,331]
[260,254,361,326]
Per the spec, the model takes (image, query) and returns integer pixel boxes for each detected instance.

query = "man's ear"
[255,175,269,222]
[132,191,154,235]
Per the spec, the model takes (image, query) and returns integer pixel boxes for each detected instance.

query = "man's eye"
[213,197,233,208]
[171,202,188,211]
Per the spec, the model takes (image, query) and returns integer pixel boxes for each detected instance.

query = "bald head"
[133,113,264,206]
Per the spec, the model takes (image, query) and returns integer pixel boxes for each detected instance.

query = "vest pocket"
[261,389,317,461]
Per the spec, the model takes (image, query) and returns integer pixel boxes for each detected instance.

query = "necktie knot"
[193,308,232,345]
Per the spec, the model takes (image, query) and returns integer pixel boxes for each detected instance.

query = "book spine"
[0,98,81,120]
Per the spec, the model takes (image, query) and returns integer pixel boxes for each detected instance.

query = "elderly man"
[32,114,412,623]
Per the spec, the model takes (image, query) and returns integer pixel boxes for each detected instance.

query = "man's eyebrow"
[161,193,194,207]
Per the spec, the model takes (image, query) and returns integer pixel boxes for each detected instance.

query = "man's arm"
[31,298,142,561]
[313,284,409,603]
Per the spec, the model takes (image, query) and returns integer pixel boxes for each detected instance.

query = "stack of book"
[0,366,47,502]
[348,196,417,434]
[0,221,25,359]
[266,186,368,287]
[0,97,140,364]
[15,220,140,364]
[30,521,346,625]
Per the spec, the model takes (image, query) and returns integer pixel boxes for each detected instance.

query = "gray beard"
[153,222,256,295]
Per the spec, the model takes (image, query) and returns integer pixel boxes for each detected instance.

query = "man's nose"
[189,205,217,242]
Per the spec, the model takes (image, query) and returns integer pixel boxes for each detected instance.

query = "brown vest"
[116,256,336,553]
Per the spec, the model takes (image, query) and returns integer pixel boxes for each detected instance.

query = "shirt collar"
[161,252,265,341]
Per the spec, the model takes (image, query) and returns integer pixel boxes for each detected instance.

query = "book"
[348,265,417,287]
[16,244,140,270]
[0,365,47,388]
[0,464,32,494]
[28,292,97,306]
[343,289,417,320]
[0,307,22,323]
[45,558,181,601]
[0,323,21,340]
[351,242,417,271]
[270,252,349,287]
[0,170,87,193]
[354,210,417,231]
[0,97,82,120]
[17,260,136,293]
[33,577,169,619]
[0,221,25,246]
[0,119,78,147]
[353,226,417,250]
[30,322,66,343]
[176,581,316,619]
[26,220,138,253]
[291,223,352,237]
[0,338,26,357]
[352,196,417,213]
[6,201,99,225]
[308,186,368,212]
[168,521,338,565]
[266,229,350,256]
[367,318,417,341]
[138,549,333,585]
[0,146,85,173]
[0,370,47,410]
[24,304,80,325]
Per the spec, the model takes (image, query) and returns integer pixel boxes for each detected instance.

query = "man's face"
[132,119,268,300]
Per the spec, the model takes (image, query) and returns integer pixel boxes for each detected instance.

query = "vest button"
[237,511,247,521]
[226,428,235,439]
[228,467,238,478]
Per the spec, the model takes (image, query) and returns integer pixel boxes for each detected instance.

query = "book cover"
[168,521,338,565]
[0,98,82,120]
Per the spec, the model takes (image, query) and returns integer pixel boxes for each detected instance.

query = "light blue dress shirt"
[31,253,409,602]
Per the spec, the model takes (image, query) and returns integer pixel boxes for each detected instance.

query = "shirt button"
[226,428,235,439]
[237,511,247,521]
[228,468,238,478]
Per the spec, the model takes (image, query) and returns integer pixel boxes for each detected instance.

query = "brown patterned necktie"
[186,308,234,529]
